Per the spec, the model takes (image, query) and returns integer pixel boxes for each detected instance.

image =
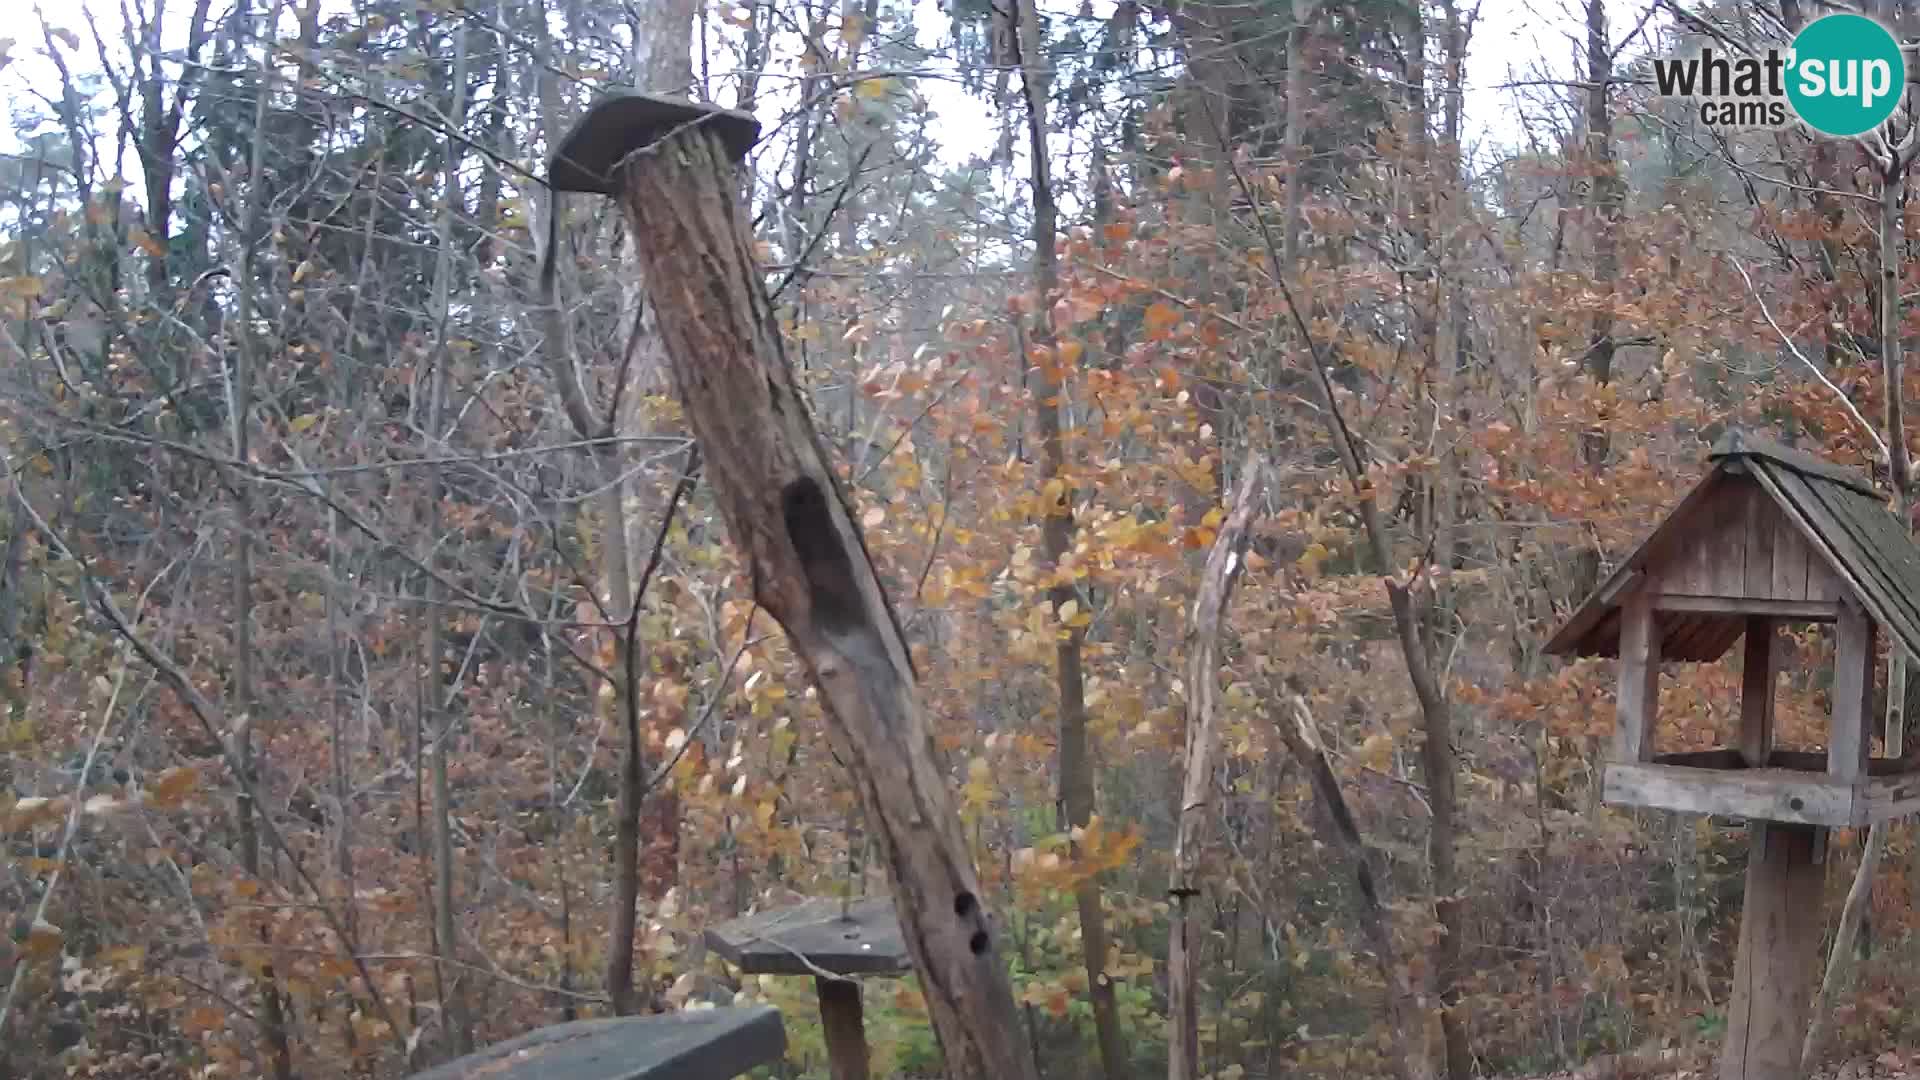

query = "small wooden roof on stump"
[705,896,912,977]
[1543,431,1920,830]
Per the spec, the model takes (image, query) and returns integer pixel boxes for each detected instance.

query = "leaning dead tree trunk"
[546,95,1038,1080]
[1272,691,1436,1080]
[1167,451,1264,1080]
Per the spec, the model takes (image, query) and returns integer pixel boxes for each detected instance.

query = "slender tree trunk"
[1007,4,1127,1078]
[1168,455,1264,1080]
[0,477,26,706]
[1570,0,1619,604]
[423,21,474,1057]
[605,0,700,1013]
[232,4,291,1075]
[1282,0,1312,269]
[1274,691,1437,1080]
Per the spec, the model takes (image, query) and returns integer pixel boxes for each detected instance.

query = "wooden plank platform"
[407,1007,785,1080]
[705,897,912,977]
[1605,757,1920,827]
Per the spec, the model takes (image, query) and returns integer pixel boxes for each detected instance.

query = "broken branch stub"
[548,93,1037,1080]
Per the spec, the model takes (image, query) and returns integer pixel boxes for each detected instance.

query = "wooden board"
[1603,762,1859,826]
[1652,596,1838,620]
[1721,823,1826,1080]
[407,1008,786,1080]
[1831,602,1876,783]
[1770,511,1808,602]
[706,897,913,977]
[1744,482,1776,598]
[1614,588,1660,763]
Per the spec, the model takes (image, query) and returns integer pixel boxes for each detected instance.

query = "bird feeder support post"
[1720,822,1826,1080]
[549,95,1037,1080]
[815,976,869,1080]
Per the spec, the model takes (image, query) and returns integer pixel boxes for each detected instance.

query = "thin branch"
[1731,258,1890,464]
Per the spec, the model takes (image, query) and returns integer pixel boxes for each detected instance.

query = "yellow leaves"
[960,756,1000,817]
[289,413,320,434]
[6,795,62,830]
[1054,598,1090,631]
[1356,732,1396,771]
[103,944,146,971]
[840,12,868,49]
[22,917,64,958]
[1041,477,1069,515]
[1297,541,1331,578]
[182,1005,227,1036]
[148,765,199,809]
[0,276,44,302]
[129,227,167,258]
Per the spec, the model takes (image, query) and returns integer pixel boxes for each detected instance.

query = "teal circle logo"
[1787,13,1906,136]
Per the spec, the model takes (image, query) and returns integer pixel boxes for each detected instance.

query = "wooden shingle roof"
[1544,431,1920,664]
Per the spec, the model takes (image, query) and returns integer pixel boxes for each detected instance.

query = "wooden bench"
[408,1006,785,1080]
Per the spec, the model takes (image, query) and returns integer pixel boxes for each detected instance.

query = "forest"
[4,0,1920,1076]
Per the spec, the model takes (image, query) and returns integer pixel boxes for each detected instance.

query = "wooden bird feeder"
[1545,431,1920,1080]
[407,1006,786,1080]
[707,897,912,1080]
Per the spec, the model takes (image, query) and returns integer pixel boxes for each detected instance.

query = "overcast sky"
[0,0,1611,208]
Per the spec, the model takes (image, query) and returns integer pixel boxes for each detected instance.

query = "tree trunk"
[1274,691,1437,1080]
[606,0,700,1010]
[606,114,1038,1080]
[1570,0,1619,605]
[1008,2,1128,1076]
[1168,454,1264,1080]
[232,4,291,1074]
[424,19,473,1056]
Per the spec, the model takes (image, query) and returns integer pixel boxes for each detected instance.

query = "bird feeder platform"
[706,897,910,1080]
[1546,431,1920,824]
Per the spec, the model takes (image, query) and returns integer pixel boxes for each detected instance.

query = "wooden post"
[1831,600,1875,783]
[1740,617,1775,768]
[816,977,869,1080]
[548,94,1037,1080]
[1721,823,1826,1080]
[1614,587,1660,762]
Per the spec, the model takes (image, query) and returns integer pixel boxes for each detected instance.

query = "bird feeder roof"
[1544,431,1920,664]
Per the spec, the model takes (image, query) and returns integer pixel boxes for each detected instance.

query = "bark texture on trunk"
[1168,453,1265,1080]
[610,124,1037,1080]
